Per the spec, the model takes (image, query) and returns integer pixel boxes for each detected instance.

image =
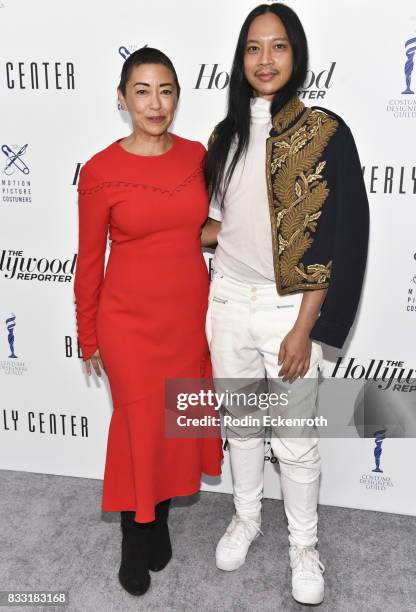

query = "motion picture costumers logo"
[0,313,28,375]
[386,36,416,118]
[0,249,77,283]
[406,252,416,313]
[1,143,32,204]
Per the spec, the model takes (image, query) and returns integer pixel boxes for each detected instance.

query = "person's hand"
[201,218,222,247]
[278,326,312,382]
[84,349,105,377]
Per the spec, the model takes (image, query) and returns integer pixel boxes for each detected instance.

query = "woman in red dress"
[74,47,222,596]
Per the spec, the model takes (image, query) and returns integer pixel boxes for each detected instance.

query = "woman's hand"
[201,218,222,247]
[84,349,105,377]
[278,326,312,382]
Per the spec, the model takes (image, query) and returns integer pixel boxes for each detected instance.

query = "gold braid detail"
[272,96,305,134]
[267,107,339,294]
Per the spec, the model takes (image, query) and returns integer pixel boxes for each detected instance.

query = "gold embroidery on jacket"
[266,103,339,294]
[272,95,305,135]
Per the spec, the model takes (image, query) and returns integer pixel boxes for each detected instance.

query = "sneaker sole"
[215,555,247,571]
[292,586,324,605]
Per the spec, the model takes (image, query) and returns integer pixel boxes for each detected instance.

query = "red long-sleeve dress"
[74,134,223,522]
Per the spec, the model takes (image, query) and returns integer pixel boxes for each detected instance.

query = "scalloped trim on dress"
[78,165,204,196]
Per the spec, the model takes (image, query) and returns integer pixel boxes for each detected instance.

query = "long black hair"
[118,47,181,98]
[205,3,308,205]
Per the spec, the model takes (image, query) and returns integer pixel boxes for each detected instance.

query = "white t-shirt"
[208,96,275,284]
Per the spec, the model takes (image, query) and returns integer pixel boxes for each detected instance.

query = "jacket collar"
[271,95,306,135]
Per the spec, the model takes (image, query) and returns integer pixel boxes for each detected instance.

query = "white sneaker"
[215,514,263,571]
[289,545,325,604]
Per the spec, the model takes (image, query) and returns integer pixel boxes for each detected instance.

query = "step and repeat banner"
[1,0,415,516]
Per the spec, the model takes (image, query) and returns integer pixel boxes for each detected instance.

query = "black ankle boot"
[118,511,151,596]
[149,499,172,572]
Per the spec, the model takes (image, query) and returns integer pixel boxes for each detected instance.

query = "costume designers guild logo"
[359,431,394,492]
[402,37,416,94]
[372,429,385,473]
[6,314,17,358]
[1,144,31,204]
[0,313,27,375]
[386,37,416,118]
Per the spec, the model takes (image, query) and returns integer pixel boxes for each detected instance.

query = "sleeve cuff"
[208,205,223,222]
[310,317,350,349]
[79,342,98,361]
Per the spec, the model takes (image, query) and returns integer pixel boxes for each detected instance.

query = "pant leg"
[206,272,267,440]
[250,290,323,547]
[207,273,267,521]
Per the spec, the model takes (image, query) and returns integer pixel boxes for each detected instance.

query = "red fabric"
[74,134,223,522]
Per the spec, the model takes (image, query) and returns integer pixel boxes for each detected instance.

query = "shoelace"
[224,516,264,549]
[291,546,325,576]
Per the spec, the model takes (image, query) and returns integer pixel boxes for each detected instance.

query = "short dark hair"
[118,47,181,97]
[205,3,308,206]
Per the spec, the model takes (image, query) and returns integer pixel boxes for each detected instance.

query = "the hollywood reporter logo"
[194,62,336,99]
[0,250,77,282]
[332,356,415,392]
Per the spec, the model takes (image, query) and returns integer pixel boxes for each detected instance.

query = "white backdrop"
[1,0,415,516]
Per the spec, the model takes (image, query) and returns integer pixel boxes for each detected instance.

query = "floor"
[1,470,415,612]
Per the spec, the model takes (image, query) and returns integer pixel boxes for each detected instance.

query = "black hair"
[118,46,181,98]
[205,3,308,206]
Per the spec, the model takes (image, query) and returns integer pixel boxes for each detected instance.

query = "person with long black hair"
[202,3,369,605]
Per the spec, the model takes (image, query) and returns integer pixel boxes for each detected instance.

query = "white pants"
[206,271,323,547]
